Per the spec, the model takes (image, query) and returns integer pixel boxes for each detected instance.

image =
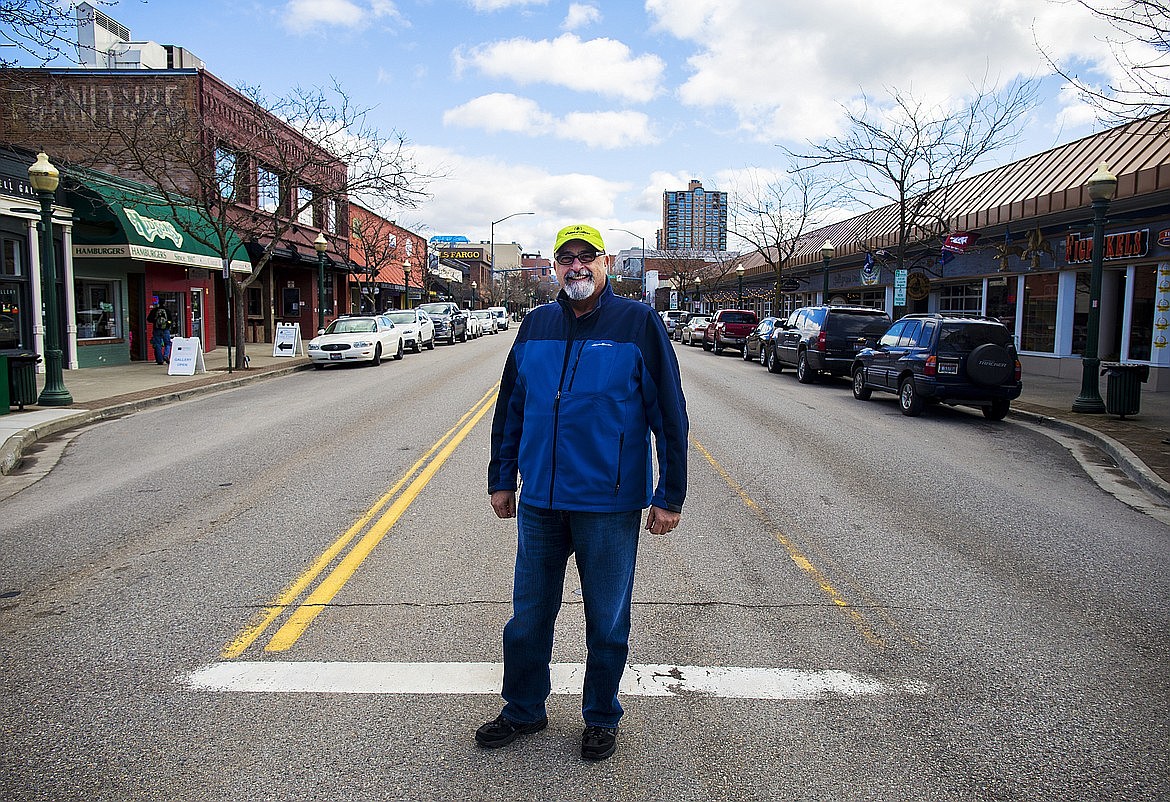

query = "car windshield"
[721,312,756,324]
[384,312,416,324]
[472,311,491,319]
[832,313,890,337]
[326,318,377,334]
[938,322,1013,353]
[689,317,709,328]
[418,303,453,315]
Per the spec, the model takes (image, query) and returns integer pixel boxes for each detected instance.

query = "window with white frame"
[939,281,983,315]
[297,186,315,226]
[257,165,280,213]
[323,197,336,233]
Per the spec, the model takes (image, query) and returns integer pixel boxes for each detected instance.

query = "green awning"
[67,170,252,273]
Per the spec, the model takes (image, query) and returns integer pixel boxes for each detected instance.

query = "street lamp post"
[821,240,834,303]
[471,280,477,309]
[610,228,646,303]
[28,153,71,406]
[491,211,534,315]
[402,259,411,310]
[736,264,745,308]
[693,278,700,313]
[313,232,328,332]
[1072,162,1119,414]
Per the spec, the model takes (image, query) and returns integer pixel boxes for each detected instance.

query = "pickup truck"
[703,309,759,354]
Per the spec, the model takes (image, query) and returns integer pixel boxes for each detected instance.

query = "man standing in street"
[478,224,688,761]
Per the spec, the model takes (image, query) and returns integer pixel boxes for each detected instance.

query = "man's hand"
[645,506,680,535]
[491,490,517,519]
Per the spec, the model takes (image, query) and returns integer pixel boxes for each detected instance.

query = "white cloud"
[467,0,548,10]
[458,34,665,103]
[562,3,601,31]
[443,93,658,148]
[644,0,1119,143]
[282,0,401,33]
[409,145,631,251]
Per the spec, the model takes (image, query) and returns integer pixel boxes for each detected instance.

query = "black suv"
[417,302,468,344]
[771,306,891,382]
[850,314,1022,419]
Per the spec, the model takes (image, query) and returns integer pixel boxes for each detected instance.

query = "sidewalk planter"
[0,350,41,411]
[1101,363,1150,419]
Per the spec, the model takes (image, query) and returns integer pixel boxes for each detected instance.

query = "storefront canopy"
[67,171,252,273]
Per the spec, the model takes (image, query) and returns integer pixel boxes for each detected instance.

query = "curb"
[1011,408,1170,507]
[0,362,313,476]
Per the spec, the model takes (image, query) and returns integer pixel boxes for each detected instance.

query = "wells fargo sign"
[1065,229,1149,265]
[436,247,487,262]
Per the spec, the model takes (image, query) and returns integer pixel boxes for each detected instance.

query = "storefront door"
[191,289,204,342]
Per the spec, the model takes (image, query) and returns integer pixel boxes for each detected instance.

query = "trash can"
[1100,362,1150,419]
[0,349,41,411]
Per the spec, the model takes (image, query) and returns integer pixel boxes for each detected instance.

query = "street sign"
[894,269,907,305]
[779,278,800,292]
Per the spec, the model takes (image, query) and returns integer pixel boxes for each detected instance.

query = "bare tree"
[728,167,838,311]
[0,0,109,67]
[350,213,409,313]
[785,80,1036,275]
[0,71,429,367]
[1038,0,1169,125]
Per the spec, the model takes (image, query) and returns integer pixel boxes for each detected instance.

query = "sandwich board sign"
[167,337,207,376]
[273,323,304,357]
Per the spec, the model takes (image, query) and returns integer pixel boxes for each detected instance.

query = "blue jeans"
[151,327,171,363]
[501,503,641,728]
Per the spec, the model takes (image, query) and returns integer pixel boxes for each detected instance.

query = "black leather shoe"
[475,714,548,749]
[581,725,618,761]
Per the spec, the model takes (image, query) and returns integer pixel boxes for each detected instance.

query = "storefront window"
[1130,264,1157,361]
[986,278,1017,337]
[1021,272,1059,352]
[75,278,122,339]
[939,281,982,314]
[2,239,22,276]
[1072,270,1091,355]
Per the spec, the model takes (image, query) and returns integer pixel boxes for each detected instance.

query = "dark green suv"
[850,314,1022,420]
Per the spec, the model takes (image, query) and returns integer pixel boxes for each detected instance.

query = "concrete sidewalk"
[0,347,1167,507]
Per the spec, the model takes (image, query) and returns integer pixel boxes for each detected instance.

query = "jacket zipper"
[549,316,577,503]
[614,432,624,494]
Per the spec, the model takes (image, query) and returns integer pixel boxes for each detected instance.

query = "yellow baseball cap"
[553,224,605,255]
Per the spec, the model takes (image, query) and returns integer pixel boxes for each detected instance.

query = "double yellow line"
[221,386,500,659]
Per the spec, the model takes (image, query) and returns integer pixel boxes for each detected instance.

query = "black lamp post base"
[1071,394,1106,414]
[37,388,73,406]
[1072,357,1105,414]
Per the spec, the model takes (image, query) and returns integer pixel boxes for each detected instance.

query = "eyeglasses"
[555,251,602,266]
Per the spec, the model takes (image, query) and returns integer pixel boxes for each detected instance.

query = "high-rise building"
[657,179,727,251]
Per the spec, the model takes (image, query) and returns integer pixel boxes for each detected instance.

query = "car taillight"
[815,332,826,352]
[1014,359,1022,381]
[924,355,937,376]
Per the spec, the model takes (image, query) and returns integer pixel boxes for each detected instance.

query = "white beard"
[563,275,596,301]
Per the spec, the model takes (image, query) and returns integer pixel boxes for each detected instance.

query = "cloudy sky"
[43,0,1134,255]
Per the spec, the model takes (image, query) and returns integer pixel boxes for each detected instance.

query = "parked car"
[851,313,1022,419]
[307,314,405,368]
[703,309,759,354]
[470,309,499,334]
[679,315,710,346]
[465,308,482,339]
[487,306,510,331]
[417,302,468,344]
[382,309,435,352]
[771,305,891,382]
[743,316,782,365]
[661,310,689,340]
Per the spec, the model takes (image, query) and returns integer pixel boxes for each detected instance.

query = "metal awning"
[66,170,252,273]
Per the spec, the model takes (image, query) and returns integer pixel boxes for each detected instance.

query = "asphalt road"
[1,327,1167,802]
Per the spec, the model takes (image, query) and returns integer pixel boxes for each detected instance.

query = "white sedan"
[465,308,483,339]
[308,315,405,368]
[382,309,435,352]
[470,309,499,334]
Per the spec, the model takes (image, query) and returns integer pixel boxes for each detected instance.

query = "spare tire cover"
[966,343,1013,386]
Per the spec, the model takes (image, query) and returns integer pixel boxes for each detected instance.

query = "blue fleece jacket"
[488,282,688,513]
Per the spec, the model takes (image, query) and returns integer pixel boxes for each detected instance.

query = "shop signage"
[124,208,184,247]
[779,278,800,292]
[273,323,303,357]
[1158,229,1170,248]
[167,337,206,376]
[436,247,486,262]
[432,263,463,283]
[1064,229,1149,264]
[907,272,931,301]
